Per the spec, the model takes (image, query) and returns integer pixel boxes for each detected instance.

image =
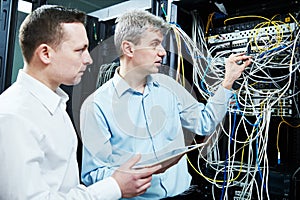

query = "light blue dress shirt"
[80,71,233,199]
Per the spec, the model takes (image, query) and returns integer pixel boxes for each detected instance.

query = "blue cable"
[256,128,266,189]
[258,44,287,58]
[169,21,181,28]
[220,110,237,200]
[220,95,263,199]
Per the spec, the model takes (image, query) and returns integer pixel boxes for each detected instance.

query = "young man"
[0,5,160,200]
[80,9,252,199]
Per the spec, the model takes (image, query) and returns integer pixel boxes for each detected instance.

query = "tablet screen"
[133,143,206,169]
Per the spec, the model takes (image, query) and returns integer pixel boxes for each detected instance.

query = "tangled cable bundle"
[167,11,300,200]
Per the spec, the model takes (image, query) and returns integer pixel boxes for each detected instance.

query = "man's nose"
[83,51,93,65]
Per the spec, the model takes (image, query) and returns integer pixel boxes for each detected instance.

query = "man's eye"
[76,48,84,53]
[150,43,159,49]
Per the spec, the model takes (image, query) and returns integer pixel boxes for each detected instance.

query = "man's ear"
[35,44,53,64]
[121,41,134,58]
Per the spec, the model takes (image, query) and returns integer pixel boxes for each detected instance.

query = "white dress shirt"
[0,70,121,200]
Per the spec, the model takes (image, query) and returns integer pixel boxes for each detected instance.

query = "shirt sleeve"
[87,177,122,200]
[80,97,117,186]
[0,114,121,200]
[176,83,233,135]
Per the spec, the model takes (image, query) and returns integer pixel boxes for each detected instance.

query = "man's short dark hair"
[19,5,86,63]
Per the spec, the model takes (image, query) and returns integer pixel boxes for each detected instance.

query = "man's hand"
[222,53,252,89]
[112,154,161,198]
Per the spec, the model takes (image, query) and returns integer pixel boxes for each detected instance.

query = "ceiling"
[47,0,128,14]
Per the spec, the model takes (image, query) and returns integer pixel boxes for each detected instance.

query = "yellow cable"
[205,12,215,35]
[174,27,182,83]
[226,14,292,53]
[187,135,250,184]
[289,13,300,27]
[277,101,300,155]
[224,15,270,25]
[172,26,186,86]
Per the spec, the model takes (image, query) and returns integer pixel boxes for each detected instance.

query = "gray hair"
[114,9,170,56]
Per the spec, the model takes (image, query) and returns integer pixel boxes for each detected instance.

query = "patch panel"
[235,88,295,117]
[208,18,299,118]
[236,107,293,117]
[208,22,296,44]
[233,190,251,200]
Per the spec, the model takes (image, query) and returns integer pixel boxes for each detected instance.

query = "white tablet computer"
[133,143,206,169]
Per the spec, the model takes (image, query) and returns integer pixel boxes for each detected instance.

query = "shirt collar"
[112,68,131,97]
[16,70,69,114]
[112,68,160,97]
[146,75,160,88]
